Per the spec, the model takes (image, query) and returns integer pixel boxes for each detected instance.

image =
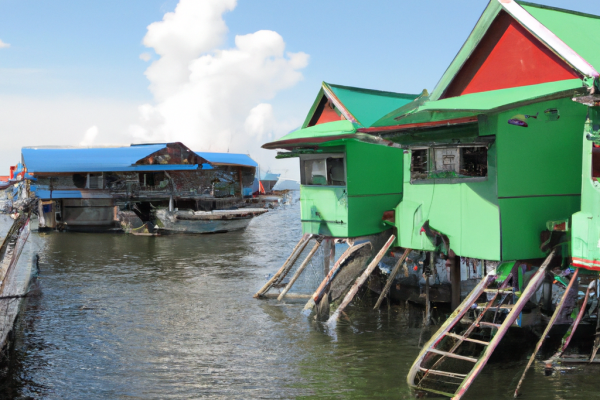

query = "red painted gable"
[443,11,579,99]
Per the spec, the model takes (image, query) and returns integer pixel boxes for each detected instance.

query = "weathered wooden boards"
[0,216,34,355]
[373,248,411,310]
[327,235,395,324]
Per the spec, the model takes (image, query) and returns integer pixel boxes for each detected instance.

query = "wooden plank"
[427,348,478,363]
[483,289,514,293]
[513,266,580,397]
[420,368,467,379]
[278,241,321,301]
[373,247,411,310]
[445,332,489,346]
[478,322,501,329]
[327,235,395,324]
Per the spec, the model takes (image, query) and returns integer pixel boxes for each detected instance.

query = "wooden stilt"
[590,278,600,362]
[373,248,411,310]
[327,235,395,324]
[425,274,431,326]
[254,234,312,298]
[449,250,460,310]
[513,267,580,398]
[546,277,596,365]
[322,239,331,277]
[278,240,322,301]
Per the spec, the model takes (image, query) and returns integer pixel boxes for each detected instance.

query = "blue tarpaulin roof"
[22,145,200,173]
[195,152,258,168]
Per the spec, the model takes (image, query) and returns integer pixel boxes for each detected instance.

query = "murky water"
[1,204,599,399]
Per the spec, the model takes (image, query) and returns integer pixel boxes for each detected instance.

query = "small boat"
[153,207,268,234]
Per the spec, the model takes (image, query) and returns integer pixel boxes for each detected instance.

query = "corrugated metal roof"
[22,144,200,173]
[195,152,258,167]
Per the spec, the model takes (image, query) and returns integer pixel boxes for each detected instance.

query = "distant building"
[23,143,264,233]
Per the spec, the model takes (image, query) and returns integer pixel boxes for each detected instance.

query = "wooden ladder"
[407,250,555,399]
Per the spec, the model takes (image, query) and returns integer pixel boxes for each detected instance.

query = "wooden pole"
[322,239,331,276]
[327,235,395,324]
[254,234,312,298]
[547,278,596,364]
[513,267,579,398]
[278,240,321,301]
[591,278,600,362]
[449,250,460,311]
[373,248,411,309]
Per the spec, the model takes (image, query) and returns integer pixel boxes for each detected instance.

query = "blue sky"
[0,0,599,175]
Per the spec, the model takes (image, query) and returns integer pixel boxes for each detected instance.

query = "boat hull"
[154,208,267,234]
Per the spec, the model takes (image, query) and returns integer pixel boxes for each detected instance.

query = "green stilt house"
[265,1,600,397]
[266,82,420,238]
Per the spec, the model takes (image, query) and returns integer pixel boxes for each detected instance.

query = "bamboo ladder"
[407,250,555,399]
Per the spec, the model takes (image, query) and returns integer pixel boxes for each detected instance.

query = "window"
[301,155,346,186]
[410,146,488,181]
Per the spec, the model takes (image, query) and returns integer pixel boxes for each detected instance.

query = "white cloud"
[80,125,99,146]
[130,0,308,176]
[139,52,152,62]
[0,39,10,49]
[0,96,139,173]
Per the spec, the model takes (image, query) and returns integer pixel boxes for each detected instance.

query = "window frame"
[409,144,489,185]
[299,153,347,187]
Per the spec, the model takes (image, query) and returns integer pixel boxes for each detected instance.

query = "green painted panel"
[396,149,501,260]
[500,195,580,260]
[521,3,600,72]
[300,186,349,237]
[571,108,600,267]
[345,140,403,196]
[496,97,587,197]
[347,194,403,237]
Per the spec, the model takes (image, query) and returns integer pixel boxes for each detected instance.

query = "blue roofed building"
[22,143,265,233]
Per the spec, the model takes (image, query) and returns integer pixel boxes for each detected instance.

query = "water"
[1,204,599,399]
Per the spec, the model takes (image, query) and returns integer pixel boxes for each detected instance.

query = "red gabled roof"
[443,11,580,98]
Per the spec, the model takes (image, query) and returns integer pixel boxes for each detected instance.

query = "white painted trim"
[499,0,599,78]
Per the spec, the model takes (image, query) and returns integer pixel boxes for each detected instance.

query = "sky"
[1,0,599,179]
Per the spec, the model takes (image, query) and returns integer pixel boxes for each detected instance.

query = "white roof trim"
[499,0,599,78]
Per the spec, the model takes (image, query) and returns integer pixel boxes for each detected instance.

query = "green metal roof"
[371,79,585,128]
[277,120,358,142]
[301,82,420,128]
[520,2,600,73]
[326,83,418,127]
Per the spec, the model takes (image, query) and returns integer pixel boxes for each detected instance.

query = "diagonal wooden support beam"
[373,247,411,310]
[254,234,312,298]
[278,240,322,301]
[513,267,579,397]
[327,235,395,324]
